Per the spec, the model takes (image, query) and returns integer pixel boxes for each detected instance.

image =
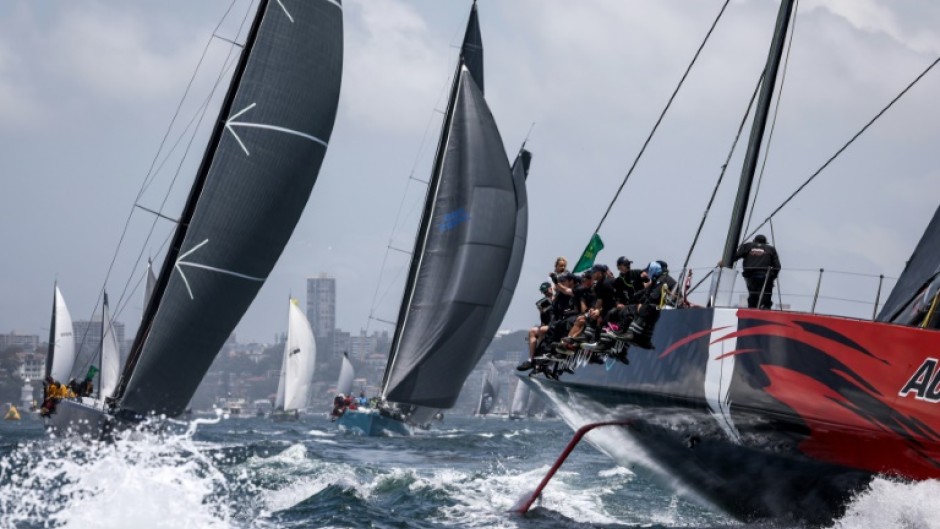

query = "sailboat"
[335,1,530,436]
[45,0,343,437]
[271,298,317,421]
[475,362,499,416]
[508,378,528,420]
[45,284,76,385]
[518,1,940,525]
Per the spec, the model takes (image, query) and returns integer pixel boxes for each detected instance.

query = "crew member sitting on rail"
[607,261,676,349]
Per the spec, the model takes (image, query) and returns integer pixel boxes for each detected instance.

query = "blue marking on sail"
[439,208,470,233]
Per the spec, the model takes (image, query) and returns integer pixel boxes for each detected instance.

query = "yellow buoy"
[4,404,21,421]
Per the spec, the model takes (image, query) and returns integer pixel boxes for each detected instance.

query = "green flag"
[85,365,99,381]
[572,233,605,273]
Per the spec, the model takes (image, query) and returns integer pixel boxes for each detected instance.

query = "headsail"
[116,0,344,418]
[144,258,156,309]
[382,5,517,409]
[281,298,316,411]
[336,351,354,397]
[509,378,529,418]
[45,285,75,383]
[476,362,499,415]
[878,204,940,326]
[461,1,483,93]
[479,148,532,349]
[99,293,121,399]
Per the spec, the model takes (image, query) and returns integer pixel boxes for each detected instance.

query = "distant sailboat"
[45,284,76,384]
[336,1,529,436]
[476,362,499,416]
[508,378,529,420]
[97,293,121,401]
[46,0,344,437]
[272,298,317,421]
[336,351,354,397]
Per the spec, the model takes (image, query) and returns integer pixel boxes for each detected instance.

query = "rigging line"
[680,72,763,275]
[745,51,940,241]
[365,61,456,335]
[76,4,253,378]
[111,9,253,322]
[140,55,241,198]
[592,0,731,235]
[113,230,173,322]
[770,218,784,309]
[74,1,240,375]
[744,0,800,236]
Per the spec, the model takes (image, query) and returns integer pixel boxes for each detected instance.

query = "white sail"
[282,299,316,411]
[98,294,121,400]
[144,258,156,309]
[336,352,354,397]
[48,286,76,382]
[509,379,530,417]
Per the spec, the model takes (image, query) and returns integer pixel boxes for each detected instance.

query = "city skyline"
[1,1,939,343]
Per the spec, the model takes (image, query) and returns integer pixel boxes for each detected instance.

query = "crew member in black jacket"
[730,234,781,309]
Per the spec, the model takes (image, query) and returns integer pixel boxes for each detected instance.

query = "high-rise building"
[0,331,40,351]
[307,274,336,359]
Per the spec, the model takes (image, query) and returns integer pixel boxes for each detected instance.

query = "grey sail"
[461,1,483,94]
[116,0,343,418]
[878,204,940,326]
[382,58,516,407]
[476,362,499,415]
[478,148,531,347]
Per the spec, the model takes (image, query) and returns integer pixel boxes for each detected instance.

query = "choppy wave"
[11,416,897,528]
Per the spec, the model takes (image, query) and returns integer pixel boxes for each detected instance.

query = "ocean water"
[0,414,936,529]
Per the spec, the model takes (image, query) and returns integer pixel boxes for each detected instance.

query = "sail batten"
[116,0,343,418]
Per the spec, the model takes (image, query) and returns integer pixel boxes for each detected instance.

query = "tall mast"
[113,0,271,402]
[45,283,57,380]
[720,0,795,267]
[98,293,106,395]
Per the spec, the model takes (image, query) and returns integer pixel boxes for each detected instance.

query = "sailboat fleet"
[30,0,940,525]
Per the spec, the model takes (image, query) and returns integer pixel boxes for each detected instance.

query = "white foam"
[833,477,940,529]
[0,424,268,529]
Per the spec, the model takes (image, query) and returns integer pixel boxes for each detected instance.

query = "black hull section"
[523,306,940,524]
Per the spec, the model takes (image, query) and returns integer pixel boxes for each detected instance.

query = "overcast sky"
[1,0,939,345]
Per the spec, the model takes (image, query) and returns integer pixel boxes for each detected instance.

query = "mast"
[98,293,106,395]
[45,283,57,380]
[113,0,270,402]
[720,0,796,267]
[381,2,483,398]
[381,64,465,397]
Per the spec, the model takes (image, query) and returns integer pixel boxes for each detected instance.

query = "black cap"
[590,264,609,275]
[539,282,552,293]
[616,256,632,267]
[754,234,767,244]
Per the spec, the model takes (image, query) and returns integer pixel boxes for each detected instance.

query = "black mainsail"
[877,204,940,326]
[381,3,519,409]
[114,0,343,418]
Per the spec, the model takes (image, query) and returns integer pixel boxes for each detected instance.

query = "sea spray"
[0,417,269,529]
